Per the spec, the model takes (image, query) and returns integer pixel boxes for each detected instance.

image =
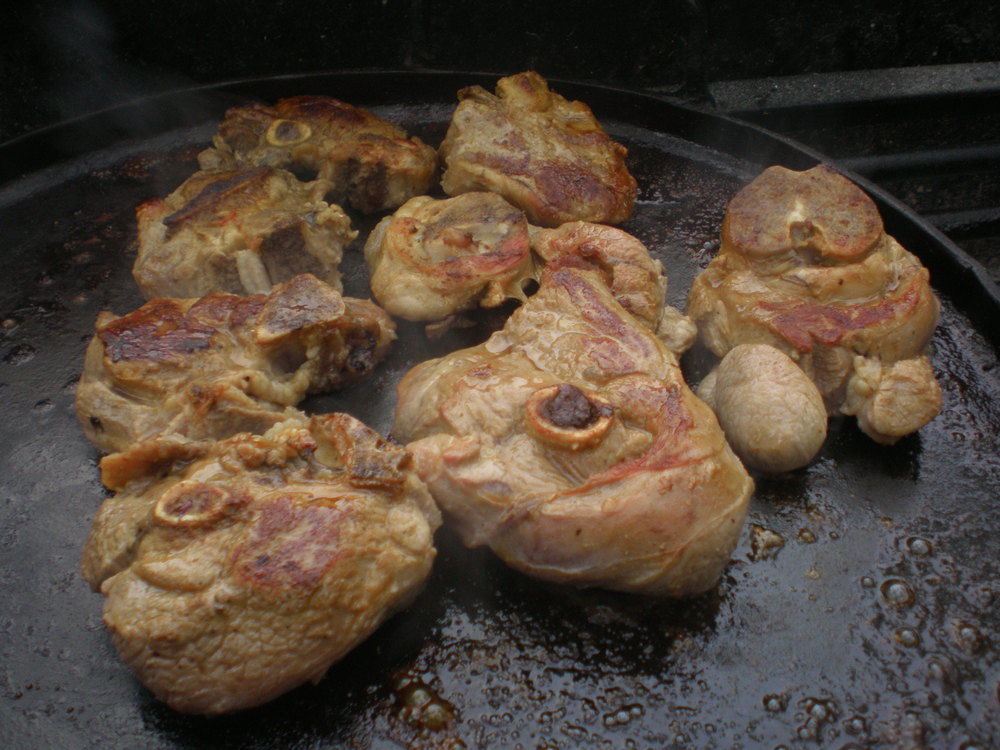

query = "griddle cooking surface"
[0,75,997,749]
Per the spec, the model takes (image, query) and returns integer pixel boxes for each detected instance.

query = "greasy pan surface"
[0,73,997,748]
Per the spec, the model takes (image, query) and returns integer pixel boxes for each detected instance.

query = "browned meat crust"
[198,96,437,213]
[394,257,752,596]
[134,167,356,299]
[75,274,395,456]
[687,165,942,444]
[81,413,440,714]
[439,72,637,227]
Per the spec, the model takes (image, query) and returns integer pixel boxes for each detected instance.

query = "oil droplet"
[750,525,785,561]
[860,576,876,588]
[805,568,820,580]
[763,694,787,713]
[894,627,920,647]
[952,621,983,654]
[844,715,867,735]
[927,656,953,683]
[880,579,915,607]
[390,670,457,731]
[906,537,932,556]
[1,318,17,330]
[798,529,817,544]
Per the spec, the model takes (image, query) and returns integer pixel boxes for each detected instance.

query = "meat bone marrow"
[687,164,942,459]
[80,413,440,715]
[75,273,396,460]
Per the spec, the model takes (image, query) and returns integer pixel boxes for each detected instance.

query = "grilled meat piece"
[198,96,437,213]
[76,274,395,455]
[439,71,637,227]
[81,413,440,715]
[364,192,534,322]
[687,165,942,446]
[394,259,753,596]
[134,167,356,299]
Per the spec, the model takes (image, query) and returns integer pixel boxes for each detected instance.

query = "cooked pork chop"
[198,95,437,213]
[134,167,356,299]
[687,165,941,445]
[439,71,637,227]
[364,192,533,322]
[76,274,395,455]
[394,259,753,596]
[81,413,440,715]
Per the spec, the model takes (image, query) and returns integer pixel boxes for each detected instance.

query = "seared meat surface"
[394,259,753,596]
[439,72,637,227]
[198,96,437,213]
[364,192,534,322]
[687,165,942,445]
[81,413,440,715]
[134,167,356,299]
[76,274,395,455]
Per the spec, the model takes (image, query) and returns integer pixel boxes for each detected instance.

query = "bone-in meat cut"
[394,256,753,596]
[81,413,441,714]
[76,274,395,456]
[687,165,942,445]
[439,72,637,227]
[198,95,437,213]
[134,167,356,299]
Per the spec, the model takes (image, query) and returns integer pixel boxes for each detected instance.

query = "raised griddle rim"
[1,67,996,342]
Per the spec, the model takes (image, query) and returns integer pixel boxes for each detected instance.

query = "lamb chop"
[198,95,437,213]
[394,258,753,596]
[76,274,395,456]
[81,413,440,715]
[439,71,637,227]
[364,192,534,323]
[687,165,942,448]
[134,167,355,299]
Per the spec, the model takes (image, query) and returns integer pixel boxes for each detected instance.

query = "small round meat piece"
[81,413,441,715]
[135,167,356,299]
[698,344,827,473]
[439,71,637,226]
[198,95,437,213]
[364,193,533,321]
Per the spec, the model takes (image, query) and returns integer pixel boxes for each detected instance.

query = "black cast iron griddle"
[0,72,997,749]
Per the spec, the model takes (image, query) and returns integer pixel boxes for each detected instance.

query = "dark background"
[3,0,998,143]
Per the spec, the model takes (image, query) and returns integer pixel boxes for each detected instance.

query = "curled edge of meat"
[81,413,441,715]
[687,164,943,447]
[396,262,753,596]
